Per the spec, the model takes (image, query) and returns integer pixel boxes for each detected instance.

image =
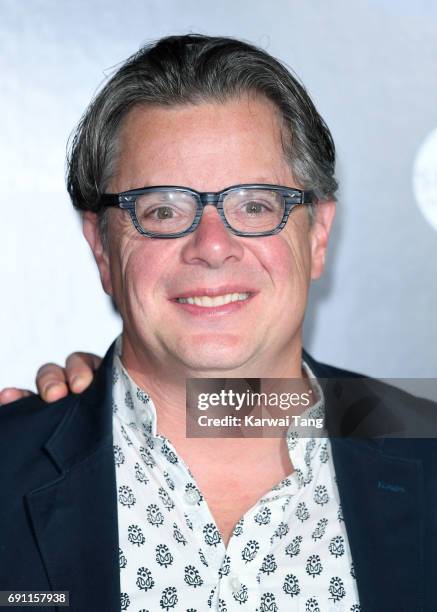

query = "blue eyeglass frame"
[99,183,315,238]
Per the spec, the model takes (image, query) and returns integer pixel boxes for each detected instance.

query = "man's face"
[84,95,335,376]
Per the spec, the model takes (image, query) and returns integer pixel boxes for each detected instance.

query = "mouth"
[176,292,250,307]
[170,287,256,316]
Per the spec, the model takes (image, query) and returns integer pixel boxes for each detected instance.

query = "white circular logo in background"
[413,127,437,232]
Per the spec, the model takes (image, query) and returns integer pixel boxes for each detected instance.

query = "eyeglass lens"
[134,188,286,234]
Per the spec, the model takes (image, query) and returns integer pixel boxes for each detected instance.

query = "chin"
[176,333,255,373]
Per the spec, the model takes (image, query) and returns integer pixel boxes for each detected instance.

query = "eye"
[242,200,271,214]
[153,206,175,219]
[139,204,179,221]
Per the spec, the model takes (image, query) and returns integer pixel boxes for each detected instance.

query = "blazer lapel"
[25,345,120,612]
[330,437,424,611]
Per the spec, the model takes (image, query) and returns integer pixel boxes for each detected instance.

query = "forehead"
[110,95,295,192]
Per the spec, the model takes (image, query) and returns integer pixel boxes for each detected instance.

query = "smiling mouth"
[176,292,251,307]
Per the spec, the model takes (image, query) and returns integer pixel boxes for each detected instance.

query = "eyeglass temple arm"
[100,194,134,208]
[301,190,315,204]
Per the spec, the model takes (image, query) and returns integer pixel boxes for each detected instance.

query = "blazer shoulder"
[0,393,78,457]
[303,346,437,406]
[302,349,367,379]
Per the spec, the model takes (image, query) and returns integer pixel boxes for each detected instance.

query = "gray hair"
[66,34,338,235]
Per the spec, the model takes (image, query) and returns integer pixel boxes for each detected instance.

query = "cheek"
[105,237,143,308]
[253,227,312,294]
[107,236,177,311]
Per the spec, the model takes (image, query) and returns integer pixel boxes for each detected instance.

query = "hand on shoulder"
[0,352,102,404]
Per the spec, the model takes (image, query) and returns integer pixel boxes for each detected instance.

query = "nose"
[180,205,244,268]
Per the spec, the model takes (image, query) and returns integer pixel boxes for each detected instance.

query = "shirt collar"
[112,336,158,438]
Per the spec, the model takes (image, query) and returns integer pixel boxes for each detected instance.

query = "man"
[1,34,436,612]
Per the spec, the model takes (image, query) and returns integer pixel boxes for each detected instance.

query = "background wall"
[1,0,436,390]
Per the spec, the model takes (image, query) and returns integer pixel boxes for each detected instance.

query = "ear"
[309,200,336,280]
[82,211,114,296]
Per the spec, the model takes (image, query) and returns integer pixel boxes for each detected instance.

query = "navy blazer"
[1,344,436,611]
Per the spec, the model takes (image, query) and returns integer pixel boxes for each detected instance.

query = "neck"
[118,332,311,473]
[121,331,305,417]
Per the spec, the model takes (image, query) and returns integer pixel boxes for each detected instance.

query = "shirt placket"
[216,479,295,611]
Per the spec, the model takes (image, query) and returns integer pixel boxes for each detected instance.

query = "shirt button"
[184,489,200,505]
[229,574,242,593]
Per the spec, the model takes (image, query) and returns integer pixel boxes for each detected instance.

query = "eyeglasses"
[99,183,315,238]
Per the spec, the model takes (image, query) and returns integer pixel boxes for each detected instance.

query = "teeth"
[177,292,250,307]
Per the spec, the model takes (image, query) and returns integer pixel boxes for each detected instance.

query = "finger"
[65,352,102,394]
[0,387,34,405]
[36,363,69,402]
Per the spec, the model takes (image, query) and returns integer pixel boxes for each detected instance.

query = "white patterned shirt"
[112,339,361,612]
